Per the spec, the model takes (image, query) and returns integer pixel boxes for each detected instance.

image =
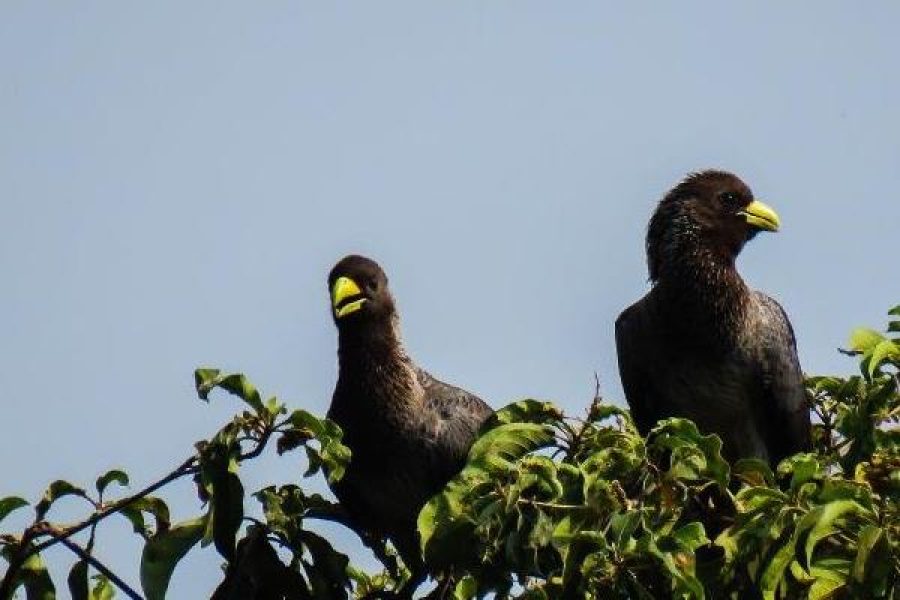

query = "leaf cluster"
[2,307,899,599]
[419,306,900,599]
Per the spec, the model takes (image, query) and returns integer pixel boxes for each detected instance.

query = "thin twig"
[29,456,199,557]
[52,533,143,600]
[237,429,272,462]
[516,498,587,511]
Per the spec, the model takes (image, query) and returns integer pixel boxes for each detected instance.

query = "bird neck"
[336,316,422,411]
[653,239,749,347]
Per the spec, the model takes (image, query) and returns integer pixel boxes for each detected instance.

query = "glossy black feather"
[615,172,811,465]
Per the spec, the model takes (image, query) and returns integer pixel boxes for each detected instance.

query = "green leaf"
[642,534,705,599]
[851,525,891,594]
[807,558,850,599]
[119,496,170,536]
[732,458,775,487]
[776,453,822,492]
[607,511,641,548]
[211,459,244,561]
[193,368,222,397]
[67,560,88,600]
[264,395,283,416]
[797,500,868,567]
[420,420,555,571]
[808,577,844,600]
[418,477,475,570]
[817,479,874,507]
[517,455,562,500]
[867,339,899,378]
[35,480,88,518]
[466,422,557,476]
[849,328,885,354]
[0,496,29,524]
[760,535,795,600]
[140,515,207,600]
[485,399,563,428]
[321,441,351,485]
[196,439,245,559]
[90,575,115,600]
[587,400,629,423]
[194,369,264,413]
[735,486,788,512]
[453,575,478,600]
[670,522,709,553]
[286,410,350,484]
[299,530,350,599]
[21,552,56,600]
[289,410,345,445]
[95,469,129,497]
[648,418,729,486]
[289,408,329,436]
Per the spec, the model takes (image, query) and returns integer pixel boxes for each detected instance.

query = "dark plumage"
[615,171,811,465]
[325,255,493,593]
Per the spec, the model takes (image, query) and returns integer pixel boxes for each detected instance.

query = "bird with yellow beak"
[616,170,810,466]
[325,254,493,598]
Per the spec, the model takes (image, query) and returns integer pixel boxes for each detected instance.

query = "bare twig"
[31,456,199,556]
[52,532,143,600]
[237,429,272,461]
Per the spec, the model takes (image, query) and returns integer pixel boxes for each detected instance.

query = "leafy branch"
[2,305,900,599]
[0,369,359,600]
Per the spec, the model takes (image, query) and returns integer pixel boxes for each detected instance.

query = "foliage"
[1,306,899,599]
[417,306,900,599]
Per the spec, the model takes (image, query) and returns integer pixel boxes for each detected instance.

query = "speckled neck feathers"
[650,219,750,347]
[336,315,423,415]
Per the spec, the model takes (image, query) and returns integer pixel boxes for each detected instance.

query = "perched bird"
[326,255,493,594]
[615,171,810,466]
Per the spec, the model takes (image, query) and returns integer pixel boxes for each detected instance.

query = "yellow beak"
[331,276,366,318]
[739,200,781,232]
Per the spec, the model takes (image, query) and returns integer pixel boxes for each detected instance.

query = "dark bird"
[326,255,493,596]
[615,171,811,466]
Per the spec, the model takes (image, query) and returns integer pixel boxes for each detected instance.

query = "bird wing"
[751,292,812,463]
[615,299,664,436]
[415,367,493,486]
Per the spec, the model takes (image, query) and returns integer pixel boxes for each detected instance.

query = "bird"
[325,254,493,596]
[615,170,811,466]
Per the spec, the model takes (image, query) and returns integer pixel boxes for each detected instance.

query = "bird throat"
[336,317,423,415]
[653,240,750,349]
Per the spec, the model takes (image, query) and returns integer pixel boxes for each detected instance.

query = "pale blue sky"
[2,3,899,598]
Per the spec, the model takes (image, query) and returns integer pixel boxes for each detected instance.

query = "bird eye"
[719,192,739,205]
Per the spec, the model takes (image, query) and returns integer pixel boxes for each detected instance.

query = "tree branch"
[1,424,279,595]
[51,531,143,600]
[0,528,37,599]
[31,456,199,556]
[0,456,200,598]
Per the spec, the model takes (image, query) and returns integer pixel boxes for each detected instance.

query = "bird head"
[327,255,396,328]
[647,170,781,281]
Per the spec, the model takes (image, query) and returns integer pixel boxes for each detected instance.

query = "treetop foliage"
[2,304,899,599]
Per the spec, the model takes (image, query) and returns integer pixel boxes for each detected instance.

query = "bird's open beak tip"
[332,276,367,318]
[740,200,781,232]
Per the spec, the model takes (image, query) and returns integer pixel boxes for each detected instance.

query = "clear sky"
[2,2,899,598]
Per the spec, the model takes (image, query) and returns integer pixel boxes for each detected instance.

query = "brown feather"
[325,255,493,589]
